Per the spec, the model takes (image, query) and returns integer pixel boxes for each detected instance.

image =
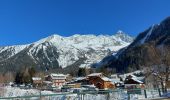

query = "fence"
[0,88,166,100]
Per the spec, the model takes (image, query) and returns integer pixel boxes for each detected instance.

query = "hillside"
[96,17,170,73]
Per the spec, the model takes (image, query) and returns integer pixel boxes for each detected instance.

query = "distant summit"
[114,30,134,43]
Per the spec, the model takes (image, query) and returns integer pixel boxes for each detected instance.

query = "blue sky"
[0,0,170,46]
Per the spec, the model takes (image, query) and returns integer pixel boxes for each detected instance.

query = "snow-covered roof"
[101,77,111,81]
[50,73,67,80]
[32,77,42,81]
[131,74,138,78]
[74,77,87,81]
[125,77,143,84]
[120,70,143,77]
[131,77,143,84]
[87,73,102,77]
[119,70,144,81]
[50,73,66,77]
[43,81,53,84]
[127,75,144,82]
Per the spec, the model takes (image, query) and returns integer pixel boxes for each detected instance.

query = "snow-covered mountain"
[95,16,170,73]
[0,31,133,72]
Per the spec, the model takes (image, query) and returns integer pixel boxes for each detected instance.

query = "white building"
[45,73,67,87]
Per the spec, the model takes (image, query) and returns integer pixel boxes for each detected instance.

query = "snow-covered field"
[0,87,111,100]
[0,86,53,97]
[0,86,164,100]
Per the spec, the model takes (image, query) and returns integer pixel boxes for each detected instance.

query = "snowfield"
[0,87,110,100]
[0,86,165,100]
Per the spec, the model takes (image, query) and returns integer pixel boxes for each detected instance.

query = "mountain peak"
[116,30,125,34]
[47,34,63,40]
[114,30,134,43]
[114,30,130,37]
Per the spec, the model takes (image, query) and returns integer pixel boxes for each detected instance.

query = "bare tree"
[144,46,170,93]
[3,71,15,83]
[0,74,5,83]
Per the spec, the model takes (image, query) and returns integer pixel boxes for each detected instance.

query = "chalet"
[32,77,42,88]
[119,71,145,82]
[88,73,103,77]
[87,73,115,89]
[124,75,145,89]
[45,73,67,87]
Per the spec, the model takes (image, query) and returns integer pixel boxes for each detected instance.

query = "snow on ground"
[0,86,164,100]
[0,87,108,100]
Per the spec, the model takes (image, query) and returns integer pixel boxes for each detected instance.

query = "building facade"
[45,73,67,87]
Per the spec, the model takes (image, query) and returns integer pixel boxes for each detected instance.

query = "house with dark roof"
[124,75,145,89]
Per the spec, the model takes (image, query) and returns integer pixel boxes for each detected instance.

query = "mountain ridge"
[0,31,133,73]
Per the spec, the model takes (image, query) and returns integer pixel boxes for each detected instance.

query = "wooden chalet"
[124,75,145,89]
[87,73,115,89]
